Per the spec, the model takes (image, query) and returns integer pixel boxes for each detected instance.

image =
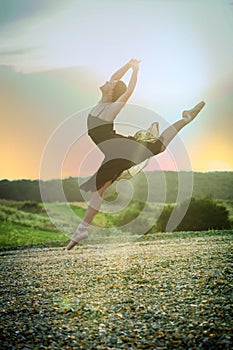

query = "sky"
[0,0,233,180]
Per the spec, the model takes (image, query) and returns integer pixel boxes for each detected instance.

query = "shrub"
[20,201,45,214]
[113,207,141,227]
[154,204,174,233]
[111,200,156,233]
[156,197,231,232]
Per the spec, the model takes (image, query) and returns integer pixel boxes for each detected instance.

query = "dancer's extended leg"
[148,101,205,153]
[66,180,112,250]
[159,119,186,151]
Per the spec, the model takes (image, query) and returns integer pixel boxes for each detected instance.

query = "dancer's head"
[112,80,127,102]
[100,80,126,102]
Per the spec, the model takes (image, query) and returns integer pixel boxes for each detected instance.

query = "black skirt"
[79,115,163,192]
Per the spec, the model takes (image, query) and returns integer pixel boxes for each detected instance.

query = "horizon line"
[1,169,233,182]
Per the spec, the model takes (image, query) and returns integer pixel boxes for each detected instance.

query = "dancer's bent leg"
[82,180,112,225]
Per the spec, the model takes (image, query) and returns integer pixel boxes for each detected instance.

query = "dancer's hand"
[129,58,141,65]
[129,58,141,70]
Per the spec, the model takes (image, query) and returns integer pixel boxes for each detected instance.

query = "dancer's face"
[100,80,118,95]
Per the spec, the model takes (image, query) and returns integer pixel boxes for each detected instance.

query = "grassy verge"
[1,200,232,250]
[0,221,68,248]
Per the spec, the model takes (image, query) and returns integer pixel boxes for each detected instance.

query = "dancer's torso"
[87,103,117,144]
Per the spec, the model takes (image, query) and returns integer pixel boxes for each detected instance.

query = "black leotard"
[80,114,163,192]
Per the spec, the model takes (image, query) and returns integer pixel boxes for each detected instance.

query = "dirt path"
[1,235,232,349]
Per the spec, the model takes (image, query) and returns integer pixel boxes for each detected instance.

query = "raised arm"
[110,61,131,80]
[116,59,140,103]
[104,59,141,121]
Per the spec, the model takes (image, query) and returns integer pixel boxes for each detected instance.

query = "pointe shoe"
[66,229,88,250]
[182,101,206,122]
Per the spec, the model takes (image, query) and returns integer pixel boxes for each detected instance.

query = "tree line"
[0,171,232,202]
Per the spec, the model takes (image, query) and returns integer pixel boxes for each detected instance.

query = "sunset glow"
[1,0,233,180]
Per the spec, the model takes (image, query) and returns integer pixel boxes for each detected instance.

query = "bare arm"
[121,65,138,100]
[116,60,140,104]
[103,61,140,121]
[110,62,131,81]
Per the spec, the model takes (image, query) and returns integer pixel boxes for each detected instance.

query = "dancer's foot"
[66,229,88,250]
[182,101,206,123]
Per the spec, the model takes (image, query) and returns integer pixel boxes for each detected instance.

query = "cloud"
[0,47,38,56]
[0,0,69,72]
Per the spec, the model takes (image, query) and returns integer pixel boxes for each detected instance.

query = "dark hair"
[112,80,127,102]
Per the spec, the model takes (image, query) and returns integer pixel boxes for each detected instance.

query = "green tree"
[157,197,231,232]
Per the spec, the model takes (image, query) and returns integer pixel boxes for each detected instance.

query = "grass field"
[0,199,232,249]
[0,199,165,248]
[1,233,232,349]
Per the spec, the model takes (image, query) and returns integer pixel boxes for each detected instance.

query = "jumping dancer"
[67,59,205,250]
